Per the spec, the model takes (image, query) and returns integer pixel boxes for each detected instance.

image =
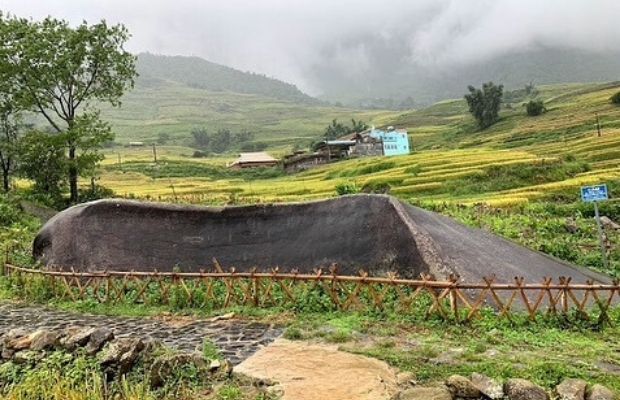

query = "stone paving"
[0,302,282,365]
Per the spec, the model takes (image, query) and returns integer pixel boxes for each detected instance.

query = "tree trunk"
[69,145,78,203]
[2,169,9,192]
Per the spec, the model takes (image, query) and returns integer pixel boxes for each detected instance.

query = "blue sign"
[581,184,609,202]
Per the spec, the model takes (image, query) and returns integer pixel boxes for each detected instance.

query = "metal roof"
[233,152,278,164]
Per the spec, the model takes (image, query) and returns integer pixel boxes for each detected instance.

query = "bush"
[192,150,207,158]
[526,99,546,116]
[335,183,359,196]
[611,91,620,105]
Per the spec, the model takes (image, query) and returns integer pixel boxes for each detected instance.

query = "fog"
[3,0,620,95]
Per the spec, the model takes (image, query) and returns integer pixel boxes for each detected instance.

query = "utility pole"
[593,201,609,269]
[595,113,602,137]
[152,144,158,163]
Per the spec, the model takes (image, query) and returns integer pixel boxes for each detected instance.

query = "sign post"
[580,184,609,269]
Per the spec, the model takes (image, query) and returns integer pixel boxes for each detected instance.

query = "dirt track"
[33,195,610,283]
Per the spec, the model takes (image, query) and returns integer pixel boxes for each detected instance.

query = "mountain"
[136,53,320,105]
[312,48,620,108]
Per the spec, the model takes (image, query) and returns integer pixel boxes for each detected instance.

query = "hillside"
[100,82,620,205]
[137,53,318,104]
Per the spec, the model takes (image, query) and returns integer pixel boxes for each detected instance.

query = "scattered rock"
[588,384,615,400]
[445,375,480,398]
[398,386,452,400]
[429,348,464,365]
[100,338,144,369]
[12,350,44,365]
[209,312,235,322]
[118,339,145,374]
[30,330,59,351]
[209,359,222,371]
[504,378,549,400]
[396,371,417,387]
[565,218,579,234]
[62,327,96,350]
[149,353,199,388]
[266,384,285,398]
[471,372,504,399]
[556,378,587,400]
[85,328,114,355]
[601,216,620,231]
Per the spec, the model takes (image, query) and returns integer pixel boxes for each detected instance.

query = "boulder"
[12,350,44,365]
[556,378,587,400]
[600,216,620,231]
[445,375,481,398]
[587,384,616,400]
[85,328,114,355]
[398,386,452,400]
[61,327,96,350]
[149,353,195,388]
[504,378,549,400]
[30,330,59,351]
[4,328,32,351]
[99,338,145,369]
[471,372,504,399]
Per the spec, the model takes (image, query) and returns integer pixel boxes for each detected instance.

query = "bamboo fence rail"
[3,262,619,322]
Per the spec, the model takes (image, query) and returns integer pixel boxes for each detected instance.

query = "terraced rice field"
[97,82,620,207]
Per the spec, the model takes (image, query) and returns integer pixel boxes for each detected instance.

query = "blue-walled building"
[369,128,410,156]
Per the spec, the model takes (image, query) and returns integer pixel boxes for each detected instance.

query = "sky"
[2,0,620,95]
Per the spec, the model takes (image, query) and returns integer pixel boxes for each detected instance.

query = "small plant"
[611,91,620,105]
[525,99,546,116]
[335,182,359,196]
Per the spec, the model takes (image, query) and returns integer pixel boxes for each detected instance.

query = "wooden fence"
[3,263,619,322]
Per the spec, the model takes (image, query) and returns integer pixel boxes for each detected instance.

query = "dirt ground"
[235,338,399,400]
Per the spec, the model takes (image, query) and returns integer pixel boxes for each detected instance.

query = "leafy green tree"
[8,16,136,202]
[611,92,620,105]
[526,99,546,116]
[0,15,25,192]
[0,107,21,192]
[323,119,368,140]
[464,82,504,129]
[211,128,232,153]
[191,127,210,148]
[17,131,66,201]
[234,129,254,143]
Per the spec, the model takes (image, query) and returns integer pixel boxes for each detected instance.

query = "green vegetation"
[526,99,546,116]
[612,91,620,105]
[322,118,368,140]
[0,13,136,203]
[464,82,504,129]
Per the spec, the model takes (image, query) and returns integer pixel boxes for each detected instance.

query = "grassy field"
[99,79,392,150]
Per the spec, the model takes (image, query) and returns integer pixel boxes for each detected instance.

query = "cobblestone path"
[0,302,282,365]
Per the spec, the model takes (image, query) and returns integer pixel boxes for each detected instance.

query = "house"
[283,151,330,173]
[229,152,279,169]
[368,127,410,156]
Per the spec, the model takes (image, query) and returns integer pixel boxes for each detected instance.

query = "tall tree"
[0,13,25,192]
[11,17,136,202]
[464,82,504,129]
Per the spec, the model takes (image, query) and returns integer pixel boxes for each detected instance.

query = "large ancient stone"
[33,195,611,283]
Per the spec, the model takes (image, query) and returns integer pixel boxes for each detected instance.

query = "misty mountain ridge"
[137,48,620,110]
[311,47,620,108]
[136,53,321,105]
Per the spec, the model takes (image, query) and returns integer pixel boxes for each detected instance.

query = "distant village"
[229,126,410,172]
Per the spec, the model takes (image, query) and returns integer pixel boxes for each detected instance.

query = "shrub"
[192,150,207,158]
[526,99,546,116]
[611,91,620,105]
[335,183,359,196]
